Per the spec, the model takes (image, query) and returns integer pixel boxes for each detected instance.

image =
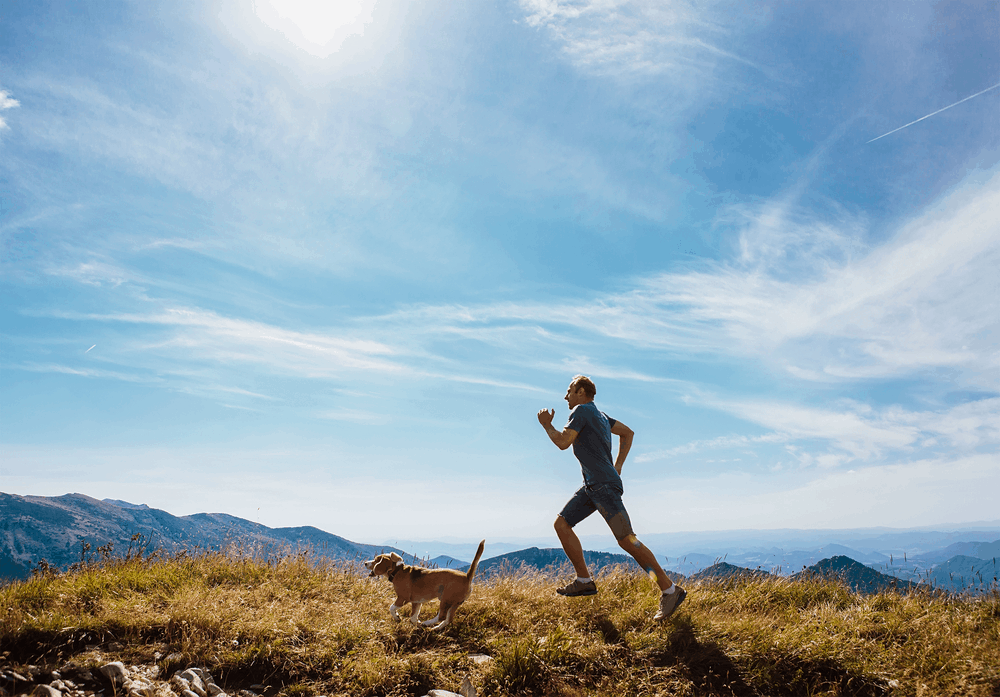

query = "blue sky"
[1,0,998,544]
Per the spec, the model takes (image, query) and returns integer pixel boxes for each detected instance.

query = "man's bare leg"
[554,515,591,578]
[618,534,673,591]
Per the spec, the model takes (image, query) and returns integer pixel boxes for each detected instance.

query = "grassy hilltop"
[2,548,998,697]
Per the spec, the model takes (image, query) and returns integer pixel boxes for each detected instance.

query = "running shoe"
[654,586,686,621]
[556,578,598,597]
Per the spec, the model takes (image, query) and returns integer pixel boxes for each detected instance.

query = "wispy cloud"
[0,88,19,129]
[74,307,404,377]
[16,362,160,384]
[636,433,787,463]
[387,169,999,385]
[709,395,999,464]
[518,0,763,79]
[627,452,1000,531]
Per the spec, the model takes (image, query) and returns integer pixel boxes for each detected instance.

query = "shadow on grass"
[645,617,890,697]
[662,619,754,696]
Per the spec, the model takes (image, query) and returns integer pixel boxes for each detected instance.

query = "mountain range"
[0,492,427,579]
[2,492,996,594]
[471,546,638,577]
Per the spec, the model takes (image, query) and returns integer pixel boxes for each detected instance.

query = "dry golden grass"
[2,549,998,696]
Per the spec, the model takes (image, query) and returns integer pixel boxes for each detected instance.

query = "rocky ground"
[0,652,485,697]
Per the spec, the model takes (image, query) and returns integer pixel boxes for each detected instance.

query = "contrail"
[85,344,96,352]
[867,82,1000,144]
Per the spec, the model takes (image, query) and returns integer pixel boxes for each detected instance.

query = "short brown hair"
[570,375,596,398]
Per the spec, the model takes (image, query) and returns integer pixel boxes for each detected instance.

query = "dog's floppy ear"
[366,554,387,577]
[389,552,403,563]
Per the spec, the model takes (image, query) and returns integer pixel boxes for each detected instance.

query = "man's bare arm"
[537,409,579,450]
[611,420,634,474]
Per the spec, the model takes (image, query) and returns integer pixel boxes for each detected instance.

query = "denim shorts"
[559,483,635,540]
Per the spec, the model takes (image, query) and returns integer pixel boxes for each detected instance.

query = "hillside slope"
[2,550,998,696]
[794,555,921,594]
[472,546,638,577]
[0,492,408,579]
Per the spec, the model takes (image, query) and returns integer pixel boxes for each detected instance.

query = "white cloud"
[518,0,761,79]
[705,394,999,464]
[17,363,159,384]
[635,393,999,469]
[627,452,1000,531]
[383,169,1000,386]
[636,433,787,463]
[0,88,19,129]
[713,398,920,459]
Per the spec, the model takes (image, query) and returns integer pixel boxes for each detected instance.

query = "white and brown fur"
[364,539,485,630]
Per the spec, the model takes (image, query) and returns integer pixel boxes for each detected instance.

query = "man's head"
[565,375,596,409]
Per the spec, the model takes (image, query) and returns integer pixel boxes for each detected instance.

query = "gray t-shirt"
[566,402,623,490]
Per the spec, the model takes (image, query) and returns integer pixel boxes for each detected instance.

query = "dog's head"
[364,551,404,578]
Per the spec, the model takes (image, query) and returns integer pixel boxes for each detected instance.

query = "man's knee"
[554,515,571,533]
[617,533,642,551]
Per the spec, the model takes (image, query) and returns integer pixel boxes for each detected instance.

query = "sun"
[253,0,375,57]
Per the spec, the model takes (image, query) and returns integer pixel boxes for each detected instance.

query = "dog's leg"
[429,602,455,631]
[389,603,401,621]
[409,602,423,625]
[420,609,441,627]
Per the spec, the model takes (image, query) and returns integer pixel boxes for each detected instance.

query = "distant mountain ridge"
[2,493,996,595]
[794,555,921,594]
[470,546,638,577]
[690,562,770,583]
[924,555,999,594]
[103,499,151,510]
[0,493,413,580]
[691,557,924,595]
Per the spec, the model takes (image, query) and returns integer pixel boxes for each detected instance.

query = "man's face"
[564,383,588,409]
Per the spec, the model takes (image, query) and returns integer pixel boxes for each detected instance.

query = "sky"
[1,0,998,545]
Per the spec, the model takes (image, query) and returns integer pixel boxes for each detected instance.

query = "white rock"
[189,669,212,685]
[467,654,491,665]
[99,662,129,686]
[206,684,225,697]
[31,686,62,697]
[459,675,475,697]
[181,690,201,697]
[127,677,158,697]
[177,671,206,697]
[427,691,463,697]
[171,675,191,693]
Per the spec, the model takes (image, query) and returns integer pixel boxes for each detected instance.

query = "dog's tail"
[466,539,486,581]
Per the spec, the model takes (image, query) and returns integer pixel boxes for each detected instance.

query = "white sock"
[662,585,676,595]
[577,576,591,583]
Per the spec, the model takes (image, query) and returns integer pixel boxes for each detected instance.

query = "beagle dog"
[365,540,485,630]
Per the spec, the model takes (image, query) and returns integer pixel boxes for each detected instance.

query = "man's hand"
[539,408,578,450]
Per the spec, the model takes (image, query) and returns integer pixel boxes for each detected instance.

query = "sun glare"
[253,0,375,57]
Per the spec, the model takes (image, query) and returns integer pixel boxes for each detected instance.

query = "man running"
[537,375,686,621]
